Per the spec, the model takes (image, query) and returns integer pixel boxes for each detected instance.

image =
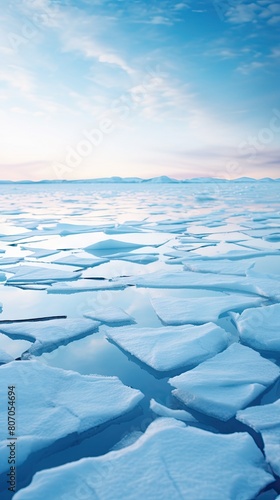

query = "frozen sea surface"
[0,181,280,499]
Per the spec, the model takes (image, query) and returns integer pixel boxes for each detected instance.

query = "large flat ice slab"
[52,255,109,268]
[0,257,24,266]
[84,307,135,325]
[150,399,198,423]
[237,399,280,477]
[108,252,159,264]
[151,294,263,325]
[4,265,81,284]
[0,361,143,474]
[0,318,100,356]
[106,323,230,372]
[122,270,280,299]
[0,349,13,364]
[233,303,280,351]
[184,258,259,276]
[47,279,126,293]
[169,343,280,421]
[13,418,273,500]
[85,238,156,255]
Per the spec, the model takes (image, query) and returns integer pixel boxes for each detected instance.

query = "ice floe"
[48,279,125,293]
[108,252,159,264]
[150,294,263,325]
[233,303,280,351]
[150,399,198,423]
[4,265,81,284]
[123,270,280,299]
[0,257,24,266]
[0,349,13,364]
[13,418,273,500]
[183,258,259,276]
[84,307,135,325]
[23,248,60,258]
[52,255,109,268]
[105,323,230,372]
[237,399,280,476]
[169,343,280,420]
[0,318,100,356]
[0,361,143,474]
[85,239,148,255]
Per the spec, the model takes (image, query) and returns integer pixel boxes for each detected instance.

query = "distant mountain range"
[0,176,279,184]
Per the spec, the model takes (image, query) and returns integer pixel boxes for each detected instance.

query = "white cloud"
[236,61,265,74]
[0,66,35,93]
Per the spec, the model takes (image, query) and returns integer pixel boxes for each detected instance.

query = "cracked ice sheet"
[169,343,280,421]
[187,223,247,234]
[29,232,170,252]
[0,349,13,364]
[51,254,109,268]
[22,247,60,258]
[121,270,280,299]
[150,294,264,325]
[105,323,231,372]
[191,241,280,259]
[13,418,273,500]
[106,252,159,264]
[0,318,100,356]
[183,258,272,276]
[0,361,143,475]
[47,279,126,293]
[237,399,280,477]
[233,303,280,352]
[150,399,198,423]
[0,257,24,266]
[84,307,135,325]
[3,265,81,284]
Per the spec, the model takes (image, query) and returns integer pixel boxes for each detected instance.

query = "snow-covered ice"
[0,257,24,265]
[121,270,280,299]
[150,293,263,325]
[169,343,280,420]
[106,323,230,371]
[237,399,280,476]
[233,303,280,351]
[107,252,159,264]
[84,307,135,325]
[47,279,126,293]
[0,348,13,364]
[13,418,273,500]
[4,265,81,284]
[150,399,198,423]
[0,361,143,474]
[183,258,261,276]
[52,254,109,268]
[0,318,100,356]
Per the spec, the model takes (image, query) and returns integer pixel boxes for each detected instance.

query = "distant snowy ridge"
[0,176,279,184]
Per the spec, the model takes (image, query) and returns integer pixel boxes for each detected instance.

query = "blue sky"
[0,0,279,180]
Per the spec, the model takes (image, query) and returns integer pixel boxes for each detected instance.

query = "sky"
[0,0,279,181]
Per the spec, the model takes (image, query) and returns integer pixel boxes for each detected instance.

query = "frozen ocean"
[0,179,280,499]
